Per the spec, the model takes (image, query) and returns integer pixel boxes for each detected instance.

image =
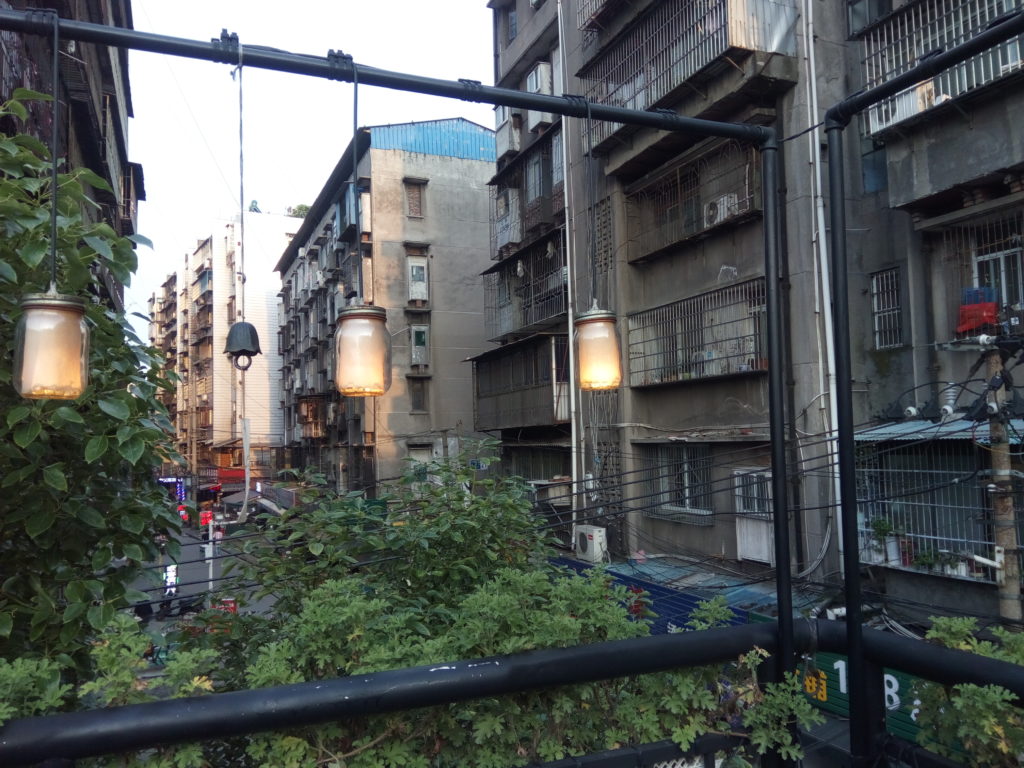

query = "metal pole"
[985,348,1022,624]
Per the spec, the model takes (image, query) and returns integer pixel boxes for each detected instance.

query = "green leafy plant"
[912,616,1024,766]
[0,91,180,668]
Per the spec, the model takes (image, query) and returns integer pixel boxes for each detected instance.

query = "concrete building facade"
[482,0,1024,622]
[149,213,295,496]
[275,118,496,493]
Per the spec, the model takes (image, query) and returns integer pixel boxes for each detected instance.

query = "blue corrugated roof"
[854,418,1024,443]
[367,118,496,162]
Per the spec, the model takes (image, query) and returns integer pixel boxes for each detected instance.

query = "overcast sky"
[124,0,496,331]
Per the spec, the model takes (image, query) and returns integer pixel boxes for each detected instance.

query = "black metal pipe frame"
[3,619,1024,764]
[0,4,797,673]
[823,10,1024,768]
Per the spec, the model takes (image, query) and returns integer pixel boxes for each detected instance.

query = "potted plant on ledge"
[870,517,901,565]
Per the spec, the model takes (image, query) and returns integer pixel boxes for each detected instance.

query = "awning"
[212,438,242,448]
[223,490,259,506]
[855,418,1024,443]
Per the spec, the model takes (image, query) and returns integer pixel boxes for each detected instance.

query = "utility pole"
[986,347,1022,626]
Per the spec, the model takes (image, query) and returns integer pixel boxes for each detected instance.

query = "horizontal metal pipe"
[816,620,1024,700]
[826,10,1024,127]
[0,622,781,765]
[2,620,1022,764]
[0,8,769,146]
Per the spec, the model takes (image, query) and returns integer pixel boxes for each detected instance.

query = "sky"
[124,0,496,331]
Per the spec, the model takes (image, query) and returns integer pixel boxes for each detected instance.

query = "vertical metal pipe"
[48,12,59,292]
[762,137,794,680]
[826,124,880,767]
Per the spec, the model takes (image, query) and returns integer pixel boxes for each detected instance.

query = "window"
[551,130,563,186]
[975,248,1023,307]
[525,152,545,202]
[404,180,426,217]
[848,0,891,34]
[506,7,517,42]
[410,325,429,367]
[628,279,767,386]
[406,245,430,303]
[640,444,713,524]
[870,268,903,349]
[734,469,771,519]
[408,377,428,412]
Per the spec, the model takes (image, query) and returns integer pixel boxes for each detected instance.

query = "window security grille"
[627,278,767,387]
[870,268,902,349]
[639,444,713,524]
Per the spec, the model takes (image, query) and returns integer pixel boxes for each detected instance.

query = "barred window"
[734,469,771,519]
[639,444,713,524]
[627,279,766,386]
[870,268,903,349]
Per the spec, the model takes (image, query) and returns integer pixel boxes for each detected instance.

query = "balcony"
[491,187,523,258]
[862,0,1024,136]
[471,335,570,431]
[579,0,797,148]
[625,140,761,262]
[853,432,1023,582]
[627,278,767,387]
[484,241,567,340]
[577,0,629,31]
[496,116,521,160]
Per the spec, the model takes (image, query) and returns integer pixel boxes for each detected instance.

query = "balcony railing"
[473,336,570,431]
[579,0,797,147]
[627,278,767,387]
[484,241,567,340]
[862,0,1024,135]
[856,465,1005,580]
[490,187,523,258]
[626,140,760,261]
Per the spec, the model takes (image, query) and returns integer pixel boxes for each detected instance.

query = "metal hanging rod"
[0,8,772,147]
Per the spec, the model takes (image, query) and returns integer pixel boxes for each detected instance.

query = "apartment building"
[275,118,495,493]
[149,213,295,498]
[2,0,144,308]
[483,0,1024,623]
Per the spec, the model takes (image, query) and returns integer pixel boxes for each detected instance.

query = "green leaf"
[4,100,27,121]
[15,239,47,268]
[118,436,144,465]
[84,435,108,463]
[123,587,150,604]
[25,508,55,538]
[53,406,84,424]
[0,613,12,638]
[86,604,105,630]
[308,541,325,556]
[6,404,31,428]
[76,169,112,194]
[0,258,16,283]
[77,506,105,529]
[121,515,144,535]
[122,543,144,562]
[62,602,87,623]
[91,548,112,569]
[12,87,52,102]
[97,398,130,421]
[128,233,154,249]
[42,464,68,492]
[13,420,41,448]
[83,234,113,260]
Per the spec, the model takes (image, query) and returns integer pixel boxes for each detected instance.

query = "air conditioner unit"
[703,193,739,228]
[574,524,608,564]
[315,270,326,286]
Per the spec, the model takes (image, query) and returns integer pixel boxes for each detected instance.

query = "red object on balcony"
[956,302,998,333]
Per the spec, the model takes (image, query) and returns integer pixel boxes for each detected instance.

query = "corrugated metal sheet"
[367,118,496,162]
[854,418,1024,443]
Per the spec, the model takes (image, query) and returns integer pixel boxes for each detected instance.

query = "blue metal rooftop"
[854,418,1024,443]
[366,118,496,162]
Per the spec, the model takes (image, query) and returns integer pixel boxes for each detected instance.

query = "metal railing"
[862,0,1024,135]
[627,278,767,387]
[579,0,797,146]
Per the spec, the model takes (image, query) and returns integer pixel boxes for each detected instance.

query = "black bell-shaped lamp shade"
[225,321,262,371]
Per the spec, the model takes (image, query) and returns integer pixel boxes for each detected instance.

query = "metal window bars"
[862,0,1024,135]
[870,267,903,349]
[627,278,767,387]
